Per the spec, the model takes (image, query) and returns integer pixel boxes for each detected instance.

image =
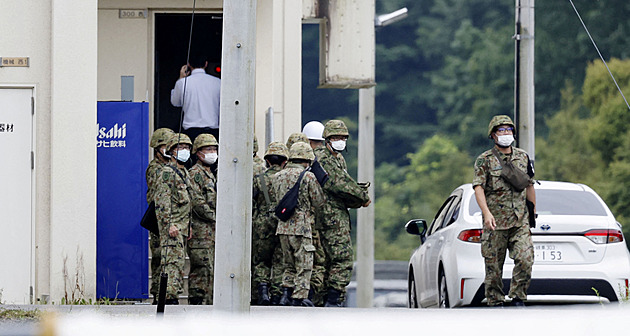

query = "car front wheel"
[438,272,450,308]
[408,270,419,308]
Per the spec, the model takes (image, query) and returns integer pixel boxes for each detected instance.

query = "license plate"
[534,244,563,261]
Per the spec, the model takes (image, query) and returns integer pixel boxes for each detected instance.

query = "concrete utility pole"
[213,0,257,313]
[356,7,408,309]
[515,0,535,160]
[357,87,375,308]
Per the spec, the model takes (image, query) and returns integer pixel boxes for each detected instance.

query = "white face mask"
[200,152,218,165]
[330,140,346,152]
[175,149,191,162]
[496,134,514,147]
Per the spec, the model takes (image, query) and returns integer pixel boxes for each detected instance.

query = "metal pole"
[516,0,535,160]
[265,106,274,147]
[213,0,257,313]
[356,87,375,308]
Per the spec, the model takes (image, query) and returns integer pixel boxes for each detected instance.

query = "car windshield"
[469,189,608,216]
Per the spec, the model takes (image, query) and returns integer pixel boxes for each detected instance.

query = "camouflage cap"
[166,133,193,152]
[487,115,515,138]
[150,128,175,148]
[192,133,218,153]
[253,135,259,154]
[289,142,315,161]
[286,132,309,150]
[264,141,289,159]
[322,119,349,139]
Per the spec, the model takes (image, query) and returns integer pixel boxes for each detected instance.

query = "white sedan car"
[406,181,630,308]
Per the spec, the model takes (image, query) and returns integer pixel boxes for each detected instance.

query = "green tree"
[374,134,473,260]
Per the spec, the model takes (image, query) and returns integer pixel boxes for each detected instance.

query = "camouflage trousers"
[150,232,161,297]
[279,234,315,299]
[320,211,353,295]
[269,245,285,298]
[160,234,186,300]
[310,229,327,306]
[252,229,280,286]
[481,222,534,306]
[187,240,214,304]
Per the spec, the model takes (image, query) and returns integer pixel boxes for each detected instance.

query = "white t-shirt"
[170,69,221,129]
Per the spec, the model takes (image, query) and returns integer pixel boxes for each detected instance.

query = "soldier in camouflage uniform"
[286,131,328,306]
[272,142,326,306]
[187,134,219,305]
[251,141,289,305]
[286,132,310,151]
[251,135,268,304]
[314,120,371,307]
[154,133,198,305]
[146,127,174,304]
[473,115,535,307]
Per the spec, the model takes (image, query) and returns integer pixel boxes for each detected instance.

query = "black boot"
[292,298,315,307]
[271,295,281,305]
[165,298,179,305]
[257,283,271,306]
[188,297,203,305]
[278,287,294,306]
[324,288,342,307]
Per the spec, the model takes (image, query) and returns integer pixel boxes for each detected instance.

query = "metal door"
[0,88,34,304]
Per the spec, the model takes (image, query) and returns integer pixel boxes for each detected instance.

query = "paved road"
[1,304,629,335]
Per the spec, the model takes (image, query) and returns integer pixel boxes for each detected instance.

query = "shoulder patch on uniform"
[475,157,485,167]
[162,170,171,181]
[194,173,202,184]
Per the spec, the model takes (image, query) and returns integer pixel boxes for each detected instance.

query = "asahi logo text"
[97,123,127,148]
[97,123,127,139]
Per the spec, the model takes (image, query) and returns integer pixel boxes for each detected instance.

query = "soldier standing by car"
[272,142,326,306]
[187,134,219,304]
[154,133,197,305]
[473,115,536,307]
[252,141,289,305]
[315,120,371,307]
[146,127,174,304]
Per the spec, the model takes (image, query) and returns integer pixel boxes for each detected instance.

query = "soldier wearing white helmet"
[302,121,325,149]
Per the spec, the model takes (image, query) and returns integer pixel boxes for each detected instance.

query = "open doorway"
[154,13,223,131]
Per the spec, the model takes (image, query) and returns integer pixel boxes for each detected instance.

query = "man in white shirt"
[171,55,221,146]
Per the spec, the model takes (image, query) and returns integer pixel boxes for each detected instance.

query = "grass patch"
[0,308,42,321]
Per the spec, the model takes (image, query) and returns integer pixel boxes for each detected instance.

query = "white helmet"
[302,121,325,141]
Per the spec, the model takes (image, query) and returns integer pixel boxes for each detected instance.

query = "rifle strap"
[258,173,271,205]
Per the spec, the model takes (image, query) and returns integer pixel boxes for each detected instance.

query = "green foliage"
[374,135,473,260]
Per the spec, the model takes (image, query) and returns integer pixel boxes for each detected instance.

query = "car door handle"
[438,236,444,243]
[426,243,432,248]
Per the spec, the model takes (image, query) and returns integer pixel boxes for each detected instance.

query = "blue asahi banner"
[97,102,149,299]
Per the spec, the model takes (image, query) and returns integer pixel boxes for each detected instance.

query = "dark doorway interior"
[154,13,223,131]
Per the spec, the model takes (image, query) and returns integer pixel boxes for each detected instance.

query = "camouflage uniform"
[146,128,174,299]
[154,133,196,301]
[252,142,288,302]
[315,120,370,306]
[315,146,369,292]
[154,164,194,300]
[272,157,325,300]
[146,158,164,299]
[473,115,535,306]
[187,133,219,304]
[251,143,268,303]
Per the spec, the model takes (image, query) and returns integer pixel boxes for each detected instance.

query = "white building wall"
[0,0,306,303]
[1,1,52,302]
[49,0,99,302]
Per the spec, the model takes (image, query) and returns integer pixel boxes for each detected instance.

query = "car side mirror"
[405,219,427,236]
